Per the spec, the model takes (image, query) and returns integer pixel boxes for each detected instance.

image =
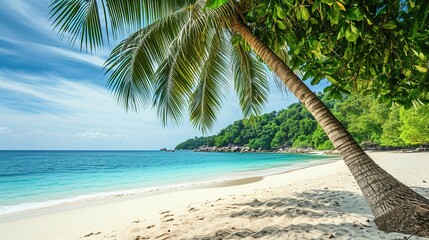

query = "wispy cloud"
[74,131,129,140]
[0,48,15,55]
[3,0,56,35]
[39,45,106,68]
[0,34,106,69]
[0,127,11,134]
[0,0,109,72]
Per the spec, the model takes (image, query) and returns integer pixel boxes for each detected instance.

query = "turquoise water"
[0,150,331,215]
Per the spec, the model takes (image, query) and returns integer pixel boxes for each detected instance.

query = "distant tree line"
[176,94,429,150]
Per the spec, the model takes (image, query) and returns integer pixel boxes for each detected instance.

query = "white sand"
[0,151,428,239]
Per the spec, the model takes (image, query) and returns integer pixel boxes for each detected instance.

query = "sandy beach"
[0,151,428,240]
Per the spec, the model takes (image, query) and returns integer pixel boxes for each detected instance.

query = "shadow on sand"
[186,189,423,240]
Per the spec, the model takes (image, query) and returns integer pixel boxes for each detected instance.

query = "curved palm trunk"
[231,17,429,237]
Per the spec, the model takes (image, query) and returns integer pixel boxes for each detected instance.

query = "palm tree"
[49,0,429,236]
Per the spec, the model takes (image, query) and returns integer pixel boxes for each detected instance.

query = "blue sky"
[0,0,327,150]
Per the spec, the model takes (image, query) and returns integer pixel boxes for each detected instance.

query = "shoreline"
[0,153,339,218]
[0,151,428,240]
[189,144,429,154]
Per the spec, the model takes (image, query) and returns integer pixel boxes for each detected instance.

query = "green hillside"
[176,94,429,150]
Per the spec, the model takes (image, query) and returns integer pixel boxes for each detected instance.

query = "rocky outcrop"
[360,143,429,152]
[194,145,321,154]
[323,149,340,155]
[276,148,314,154]
[194,145,257,153]
[190,143,428,154]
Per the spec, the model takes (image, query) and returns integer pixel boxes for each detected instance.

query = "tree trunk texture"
[231,16,429,237]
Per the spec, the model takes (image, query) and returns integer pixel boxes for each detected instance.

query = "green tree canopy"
[242,0,429,107]
[400,105,429,144]
[380,107,405,146]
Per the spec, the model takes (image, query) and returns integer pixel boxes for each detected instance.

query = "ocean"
[0,150,332,215]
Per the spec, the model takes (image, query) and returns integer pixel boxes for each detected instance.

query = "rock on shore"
[193,145,329,154]
[194,145,254,153]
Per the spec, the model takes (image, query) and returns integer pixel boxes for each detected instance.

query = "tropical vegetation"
[49,0,429,236]
[176,94,429,150]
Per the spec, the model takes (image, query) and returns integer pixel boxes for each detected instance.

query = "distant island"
[176,94,429,152]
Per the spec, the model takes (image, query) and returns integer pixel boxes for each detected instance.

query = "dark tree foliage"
[243,0,429,108]
[175,136,216,149]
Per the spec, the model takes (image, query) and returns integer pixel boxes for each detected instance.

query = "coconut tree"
[49,0,429,236]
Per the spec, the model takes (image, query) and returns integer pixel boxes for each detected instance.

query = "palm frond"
[151,2,236,127]
[53,0,241,131]
[152,47,194,126]
[200,0,236,27]
[189,30,232,134]
[50,0,104,51]
[232,44,270,118]
[271,72,290,96]
[150,5,210,126]
[105,8,190,110]
[270,38,290,95]
[104,0,196,38]
[49,0,197,51]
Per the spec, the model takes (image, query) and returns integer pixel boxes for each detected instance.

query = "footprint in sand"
[188,207,198,212]
[156,232,169,239]
[83,232,101,238]
[135,236,150,240]
[161,212,174,222]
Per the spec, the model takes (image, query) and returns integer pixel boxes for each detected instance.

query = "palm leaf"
[50,0,104,51]
[51,0,263,133]
[270,38,290,95]
[270,72,290,96]
[152,47,194,126]
[232,44,270,118]
[49,0,197,51]
[150,4,210,126]
[189,30,232,134]
[104,0,196,38]
[152,2,235,127]
[105,8,190,110]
